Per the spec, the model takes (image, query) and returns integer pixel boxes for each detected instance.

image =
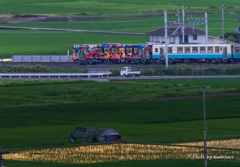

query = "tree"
[226,36,237,42]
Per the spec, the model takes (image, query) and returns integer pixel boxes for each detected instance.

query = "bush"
[28,65,49,73]
[226,36,237,42]
[209,6,219,10]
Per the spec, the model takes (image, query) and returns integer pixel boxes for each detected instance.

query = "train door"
[222,47,227,58]
[160,48,164,58]
[236,46,240,58]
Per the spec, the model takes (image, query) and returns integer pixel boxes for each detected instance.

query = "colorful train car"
[73,43,240,65]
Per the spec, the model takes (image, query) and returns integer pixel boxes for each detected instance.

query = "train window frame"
[160,48,164,58]
[155,48,158,53]
[96,48,103,53]
[177,47,183,53]
[192,47,198,53]
[207,47,213,53]
[112,48,117,53]
[104,48,110,53]
[168,47,172,53]
[134,48,138,53]
[215,47,219,53]
[185,47,191,53]
[200,47,206,53]
[127,47,132,53]
[223,47,227,58]
[119,48,125,54]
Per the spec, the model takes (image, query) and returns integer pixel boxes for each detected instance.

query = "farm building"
[146,25,235,45]
[70,126,121,143]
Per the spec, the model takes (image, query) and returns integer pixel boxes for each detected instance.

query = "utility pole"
[203,87,207,167]
[0,147,3,167]
[164,10,168,68]
[205,13,208,44]
[222,4,224,40]
[182,6,185,44]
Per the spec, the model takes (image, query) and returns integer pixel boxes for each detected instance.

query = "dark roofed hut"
[70,126,121,143]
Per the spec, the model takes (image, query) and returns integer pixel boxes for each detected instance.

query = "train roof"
[152,44,233,47]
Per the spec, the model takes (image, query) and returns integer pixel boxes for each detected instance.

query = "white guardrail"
[0,72,112,79]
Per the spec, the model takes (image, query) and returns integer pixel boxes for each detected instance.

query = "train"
[72,43,240,65]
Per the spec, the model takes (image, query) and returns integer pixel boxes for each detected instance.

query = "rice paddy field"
[1,78,240,106]
[0,0,239,15]
[1,0,240,166]
[1,78,240,166]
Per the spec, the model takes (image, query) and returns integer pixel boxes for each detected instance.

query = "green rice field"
[0,0,239,15]
[1,78,240,106]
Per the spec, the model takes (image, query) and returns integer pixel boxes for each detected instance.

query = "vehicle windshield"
[122,68,126,71]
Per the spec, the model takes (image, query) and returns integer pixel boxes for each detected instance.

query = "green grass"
[1,78,240,166]
[0,30,148,58]
[0,97,45,106]
[0,0,239,15]
[1,78,240,106]
[4,13,238,34]
[4,159,240,167]
[1,96,240,148]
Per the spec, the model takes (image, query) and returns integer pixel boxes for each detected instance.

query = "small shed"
[70,126,121,143]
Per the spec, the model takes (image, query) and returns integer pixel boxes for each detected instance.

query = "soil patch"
[8,16,104,23]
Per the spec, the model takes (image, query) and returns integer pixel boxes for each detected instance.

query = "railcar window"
[168,47,172,53]
[104,48,110,53]
[127,48,132,53]
[160,48,164,58]
[192,47,198,53]
[134,48,138,53]
[155,48,158,53]
[223,47,227,58]
[200,47,206,53]
[177,47,183,53]
[185,47,190,53]
[220,47,222,52]
[112,48,117,53]
[215,47,219,53]
[207,47,213,53]
[119,48,125,54]
[96,48,103,53]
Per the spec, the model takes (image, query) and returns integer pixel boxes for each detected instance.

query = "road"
[0,26,145,35]
[2,75,240,82]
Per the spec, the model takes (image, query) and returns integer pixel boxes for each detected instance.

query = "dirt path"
[129,92,240,102]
